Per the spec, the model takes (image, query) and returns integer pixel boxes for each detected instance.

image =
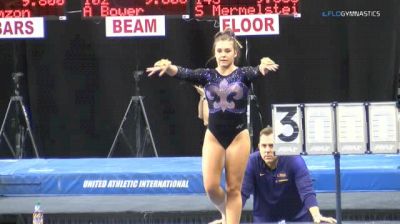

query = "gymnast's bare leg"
[202,129,250,224]
[225,129,251,223]
[202,130,227,224]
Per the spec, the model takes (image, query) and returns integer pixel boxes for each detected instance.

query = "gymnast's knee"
[226,184,241,198]
[204,183,223,197]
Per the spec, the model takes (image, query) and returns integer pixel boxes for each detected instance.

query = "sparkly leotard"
[175,66,260,149]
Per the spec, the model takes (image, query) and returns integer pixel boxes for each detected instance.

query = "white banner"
[336,103,367,154]
[368,102,398,153]
[106,16,165,37]
[0,17,44,39]
[304,104,335,155]
[219,14,279,36]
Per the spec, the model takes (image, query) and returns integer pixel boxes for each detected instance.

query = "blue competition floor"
[0,155,399,196]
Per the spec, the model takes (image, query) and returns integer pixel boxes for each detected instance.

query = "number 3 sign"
[272,104,303,155]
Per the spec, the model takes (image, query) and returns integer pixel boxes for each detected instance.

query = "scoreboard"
[0,0,300,38]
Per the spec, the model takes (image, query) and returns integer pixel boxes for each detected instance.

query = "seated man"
[241,126,336,223]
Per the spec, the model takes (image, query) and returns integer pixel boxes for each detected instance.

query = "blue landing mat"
[0,155,399,196]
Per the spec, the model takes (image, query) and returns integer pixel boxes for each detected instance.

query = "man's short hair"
[259,126,273,137]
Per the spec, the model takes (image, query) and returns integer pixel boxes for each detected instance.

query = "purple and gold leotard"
[175,66,260,149]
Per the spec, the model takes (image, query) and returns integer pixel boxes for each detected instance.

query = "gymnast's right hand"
[146,59,172,77]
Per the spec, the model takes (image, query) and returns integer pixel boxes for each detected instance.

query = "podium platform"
[0,155,399,223]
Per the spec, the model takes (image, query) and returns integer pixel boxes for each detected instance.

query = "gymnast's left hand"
[259,57,279,75]
[146,59,172,77]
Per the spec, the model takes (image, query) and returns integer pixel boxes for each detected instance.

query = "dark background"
[0,0,399,158]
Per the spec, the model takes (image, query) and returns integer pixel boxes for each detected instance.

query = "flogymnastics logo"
[321,10,381,18]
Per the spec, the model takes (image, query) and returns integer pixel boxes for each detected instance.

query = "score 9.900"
[22,0,65,7]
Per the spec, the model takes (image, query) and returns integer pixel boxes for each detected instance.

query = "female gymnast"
[146,29,278,224]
